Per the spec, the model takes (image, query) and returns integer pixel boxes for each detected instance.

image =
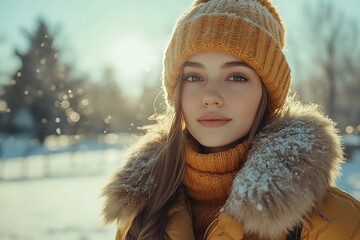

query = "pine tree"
[3,19,84,142]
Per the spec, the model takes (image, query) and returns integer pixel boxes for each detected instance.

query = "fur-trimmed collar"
[102,101,344,238]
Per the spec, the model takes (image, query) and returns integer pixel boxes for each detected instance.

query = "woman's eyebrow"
[221,61,252,69]
[183,61,204,69]
[183,61,252,69]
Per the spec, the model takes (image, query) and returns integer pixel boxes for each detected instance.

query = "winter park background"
[0,0,360,239]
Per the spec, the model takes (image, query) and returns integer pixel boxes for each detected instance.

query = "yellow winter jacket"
[164,187,360,240]
[103,102,360,239]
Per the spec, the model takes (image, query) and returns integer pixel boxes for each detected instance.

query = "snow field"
[0,149,123,240]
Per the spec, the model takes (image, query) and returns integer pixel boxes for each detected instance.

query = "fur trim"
[222,101,344,239]
[101,131,166,224]
[102,101,344,239]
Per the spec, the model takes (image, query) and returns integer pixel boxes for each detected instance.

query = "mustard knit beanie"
[162,0,291,113]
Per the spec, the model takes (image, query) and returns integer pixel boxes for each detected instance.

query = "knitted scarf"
[183,140,249,239]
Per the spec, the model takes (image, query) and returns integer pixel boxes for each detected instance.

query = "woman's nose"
[202,88,224,107]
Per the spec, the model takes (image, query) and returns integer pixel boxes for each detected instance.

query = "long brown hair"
[248,83,270,144]
[125,73,269,239]
[125,73,186,239]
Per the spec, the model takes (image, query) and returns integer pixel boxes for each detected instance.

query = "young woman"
[102,0,360,239]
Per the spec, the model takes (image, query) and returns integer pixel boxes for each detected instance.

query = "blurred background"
[0,0,359,239]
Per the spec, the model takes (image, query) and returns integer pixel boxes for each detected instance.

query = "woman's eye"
[228,75,248,82]
[184,75,202,82]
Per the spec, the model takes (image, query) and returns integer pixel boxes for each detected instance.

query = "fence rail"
[0,133,134,180]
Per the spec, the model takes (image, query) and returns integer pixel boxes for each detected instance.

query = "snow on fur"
[223,101,344,239]
[102,131,166,224]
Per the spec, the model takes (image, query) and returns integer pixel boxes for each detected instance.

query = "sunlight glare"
[107,37,158,79]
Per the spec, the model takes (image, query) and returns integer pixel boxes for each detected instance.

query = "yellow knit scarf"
[183,140,249,239]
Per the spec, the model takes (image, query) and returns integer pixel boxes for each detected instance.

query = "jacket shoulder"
[324,187,360,222]
[304,187,360,239]
[328,187,360,210]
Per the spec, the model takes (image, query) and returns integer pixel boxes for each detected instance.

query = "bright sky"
[0,0,359,96]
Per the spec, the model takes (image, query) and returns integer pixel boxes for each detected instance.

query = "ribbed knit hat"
[162,0,291,113]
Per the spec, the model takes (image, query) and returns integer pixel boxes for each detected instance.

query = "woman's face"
[181,51,262,152]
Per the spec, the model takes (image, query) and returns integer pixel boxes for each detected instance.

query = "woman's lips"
[197,115,231,128]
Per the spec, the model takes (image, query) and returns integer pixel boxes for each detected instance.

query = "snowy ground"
[0,137,359,240]
[0,149,122,240]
